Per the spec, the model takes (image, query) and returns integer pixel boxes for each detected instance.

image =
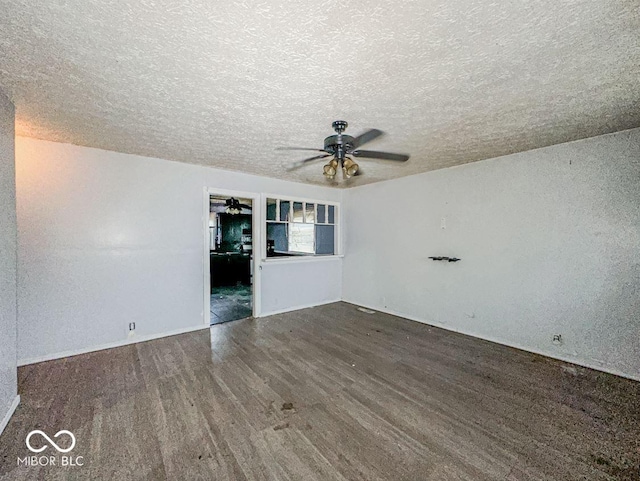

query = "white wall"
[15,129,640,380]
[343,128,640,381]
[0,92,18,434]
[260,258,342,315]
[16,138,342,364]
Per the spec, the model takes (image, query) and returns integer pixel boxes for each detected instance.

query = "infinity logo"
[26,430,76,453]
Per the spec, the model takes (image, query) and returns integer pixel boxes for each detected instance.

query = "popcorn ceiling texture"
[0,0,638,187]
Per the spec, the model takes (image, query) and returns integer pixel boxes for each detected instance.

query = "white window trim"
[262,254,344,265]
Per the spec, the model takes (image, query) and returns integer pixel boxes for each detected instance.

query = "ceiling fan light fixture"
[224,197,250,215]
[343,158,359,177]
[323,164,335,177]
[323,159,338,177]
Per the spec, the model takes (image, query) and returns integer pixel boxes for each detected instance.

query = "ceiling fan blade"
[350,150,409,162]
[350,129,383,149]
[238,203,252,209]
[276,147,326,152]
[286,154,331,171]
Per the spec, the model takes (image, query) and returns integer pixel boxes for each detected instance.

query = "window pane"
[292,202,304,222]
[267,222,288,256]
[317,204,326,224]
[327,205,335,224]
[305,203,315,223]
[315,225,335,255]
[289,223,314,253]
[280,201,290,222]
[266,198,277,221]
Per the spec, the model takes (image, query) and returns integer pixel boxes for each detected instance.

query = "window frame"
[262,194,341,262]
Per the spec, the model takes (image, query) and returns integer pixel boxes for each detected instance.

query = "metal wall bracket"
[429,256,461,262]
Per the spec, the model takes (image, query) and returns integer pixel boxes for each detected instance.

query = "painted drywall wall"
[0,92,18,434]
[260,258,342,315]
[343,128,640,380]
[16,138,342,363]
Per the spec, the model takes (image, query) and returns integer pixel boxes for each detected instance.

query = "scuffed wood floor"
[1,302,639,480]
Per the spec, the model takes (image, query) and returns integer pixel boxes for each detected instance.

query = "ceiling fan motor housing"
[324,134,354,157]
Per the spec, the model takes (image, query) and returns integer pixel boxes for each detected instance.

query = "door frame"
[203,187,261,326]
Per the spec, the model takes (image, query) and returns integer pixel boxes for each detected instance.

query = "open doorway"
[208,195,254,325]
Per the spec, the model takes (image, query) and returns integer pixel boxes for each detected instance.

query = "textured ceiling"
[0,1,639,187]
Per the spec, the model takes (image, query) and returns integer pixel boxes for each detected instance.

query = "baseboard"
[19,300,341,365]
[18,324,209,366]
[0,395,20,438]
[258,299,340,318]
[344,299,640,383]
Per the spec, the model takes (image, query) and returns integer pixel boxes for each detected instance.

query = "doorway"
[208,194,254,325]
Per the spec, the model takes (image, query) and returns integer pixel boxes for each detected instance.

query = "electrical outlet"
[129,322,136,331]
[552,334,562,345]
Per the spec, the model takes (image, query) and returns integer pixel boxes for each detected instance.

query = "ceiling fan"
[225,197,251,215]
[279,120,410,180]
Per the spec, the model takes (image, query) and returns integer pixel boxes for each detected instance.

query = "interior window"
[317,204,326,224]
[292,202,304,222]
[266,198,277,221]
[305,203,316,223]
[280,201,290,222]
[289,223,314,253]
[266,198,337,258]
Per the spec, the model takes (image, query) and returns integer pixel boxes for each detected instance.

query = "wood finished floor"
[1,302,639,480]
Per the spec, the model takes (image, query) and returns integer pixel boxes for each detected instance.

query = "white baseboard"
[343,299,640,383]
[258,299,340,318]
[0,395,20,438]
[19,300,340,365]
[18,324,209,366]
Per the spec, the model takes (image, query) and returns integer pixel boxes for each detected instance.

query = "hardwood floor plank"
[1,302,638,480]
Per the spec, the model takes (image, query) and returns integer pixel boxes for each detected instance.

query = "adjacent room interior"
[209,195,254,324]
[0,1,639,480]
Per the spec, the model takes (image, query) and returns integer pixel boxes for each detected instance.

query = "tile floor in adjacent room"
[1,302,638,480]
[210,284,252,325]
